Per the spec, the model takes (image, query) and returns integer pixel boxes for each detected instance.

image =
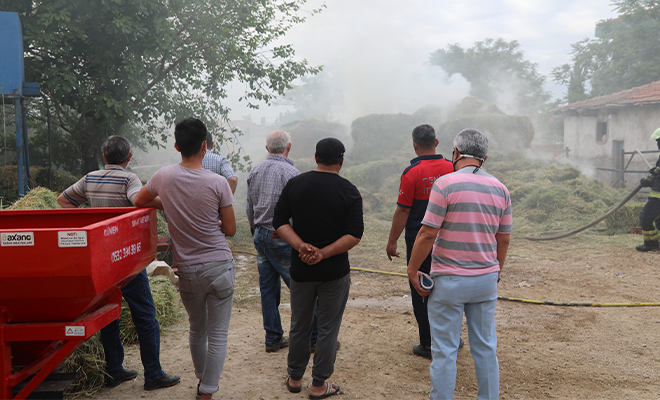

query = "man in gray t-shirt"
[135,118,236,400]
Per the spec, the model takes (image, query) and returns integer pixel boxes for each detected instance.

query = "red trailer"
[0,207,157,399]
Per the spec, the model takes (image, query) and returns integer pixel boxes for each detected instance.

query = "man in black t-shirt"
[274,138,363,399]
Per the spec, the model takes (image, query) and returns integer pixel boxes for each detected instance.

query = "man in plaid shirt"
[247,130,302,352]
[202,132,238,193]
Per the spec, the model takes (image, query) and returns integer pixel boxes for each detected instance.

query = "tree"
[429,38,550,117]
[552,0,660,103]
[4,0,321,174]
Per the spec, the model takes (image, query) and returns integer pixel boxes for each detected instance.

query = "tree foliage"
[429,38,550,117]
[552,0,660,103]
[3,0,321,173]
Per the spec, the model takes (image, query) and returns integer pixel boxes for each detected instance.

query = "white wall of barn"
[563,105,660,161]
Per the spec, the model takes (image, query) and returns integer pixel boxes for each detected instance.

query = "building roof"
[553,81,660,114]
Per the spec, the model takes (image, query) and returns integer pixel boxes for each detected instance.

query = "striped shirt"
[422,168,512,276]
[202,151,237,180]
[246,154,299,231]
[62,165,142,207]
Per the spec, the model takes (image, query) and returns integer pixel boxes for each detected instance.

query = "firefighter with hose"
[637,127,660,252]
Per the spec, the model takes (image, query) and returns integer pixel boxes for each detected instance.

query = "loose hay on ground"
[62,277,181,399]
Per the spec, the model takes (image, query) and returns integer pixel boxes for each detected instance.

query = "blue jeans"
[253,226,317,346]
[428,272,499,400]
[177,260,235,395]
[101,269,164,382]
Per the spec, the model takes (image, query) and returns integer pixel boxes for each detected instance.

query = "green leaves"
[553,1,660,103]
[7,0,320,173]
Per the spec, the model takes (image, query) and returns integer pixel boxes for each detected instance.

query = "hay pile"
[6,186,59,210]
[485,151,647,236]
[605,202,644,235]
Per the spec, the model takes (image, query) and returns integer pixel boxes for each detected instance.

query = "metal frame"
[596,148,660,188]
[1,290,121,399]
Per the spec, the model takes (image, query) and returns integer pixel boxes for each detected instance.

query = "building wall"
[564,105,660,160]
[563,105,660,189]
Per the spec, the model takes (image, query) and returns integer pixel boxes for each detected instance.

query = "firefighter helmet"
[652,127,660,140]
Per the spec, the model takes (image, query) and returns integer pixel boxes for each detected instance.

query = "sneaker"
[266,336,289,353]
[106,369,138,388]
[413,344,432,360]
[310,340,341,353]
[144,373,181,391]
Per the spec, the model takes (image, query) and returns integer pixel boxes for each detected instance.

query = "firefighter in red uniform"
[386,124,460,359]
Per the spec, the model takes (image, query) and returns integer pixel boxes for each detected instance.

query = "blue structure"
[0,11,41,198]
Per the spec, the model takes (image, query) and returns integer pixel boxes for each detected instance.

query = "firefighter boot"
[636,240,660,252]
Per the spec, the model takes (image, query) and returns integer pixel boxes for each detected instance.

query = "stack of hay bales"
[7,187,181,398]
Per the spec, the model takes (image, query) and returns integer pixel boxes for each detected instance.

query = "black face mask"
[452,149,484,173]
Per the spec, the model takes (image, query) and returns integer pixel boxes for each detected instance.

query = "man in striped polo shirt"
[57,136,180,391]
[408,129,512,400]
[386,124,455,360]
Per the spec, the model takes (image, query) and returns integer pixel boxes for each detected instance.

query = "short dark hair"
[102,135,131,164]
[412,124,436,149]
[175,118,208,158]
[315,137,345,166]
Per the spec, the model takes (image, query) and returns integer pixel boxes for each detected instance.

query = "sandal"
[309,382,340,399]
[285,375,302,393]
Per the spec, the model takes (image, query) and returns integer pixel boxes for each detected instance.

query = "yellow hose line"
[231,250,659,307]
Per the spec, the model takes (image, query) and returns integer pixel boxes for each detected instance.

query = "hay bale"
[6,187,60,210]
[605,202,645,235]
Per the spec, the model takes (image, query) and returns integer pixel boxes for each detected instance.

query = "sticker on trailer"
[58,231,88,247]
[1,232,34,246]
[65,326,85,336]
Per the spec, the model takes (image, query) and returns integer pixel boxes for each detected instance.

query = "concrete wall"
[564,105,660,160]
[563,105,660,189]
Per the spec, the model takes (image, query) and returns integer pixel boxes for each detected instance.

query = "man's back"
[423,168,512,274]
[246,154,299,230]
[398,155,453,237]
[273,170,363,282]
[62,165,141,208]
[146,164,234,266]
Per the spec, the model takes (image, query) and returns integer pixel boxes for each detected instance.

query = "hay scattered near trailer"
[6,186,59,210]
[61,276,181,398]
[61,334,107,399]
[605,202,645,235]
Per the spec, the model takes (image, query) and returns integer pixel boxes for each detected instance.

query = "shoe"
[310,340,341,353]
[285,375,302,393]
[106,369,137,388]
[266,336,289,353]
[196,383,201,400]
[413,344,432,360]
[636,243,659,252]
[144,373,181,390]
[309,382,340,399]
[459,338,465,350]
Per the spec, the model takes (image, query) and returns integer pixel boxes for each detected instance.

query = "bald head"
[266,130,291,155]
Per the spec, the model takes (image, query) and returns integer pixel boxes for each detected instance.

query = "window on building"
[597,122,608,143]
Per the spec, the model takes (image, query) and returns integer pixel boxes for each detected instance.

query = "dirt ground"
[85,233,660,400]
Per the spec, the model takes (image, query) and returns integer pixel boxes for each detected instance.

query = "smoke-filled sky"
[225,0,617,125]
